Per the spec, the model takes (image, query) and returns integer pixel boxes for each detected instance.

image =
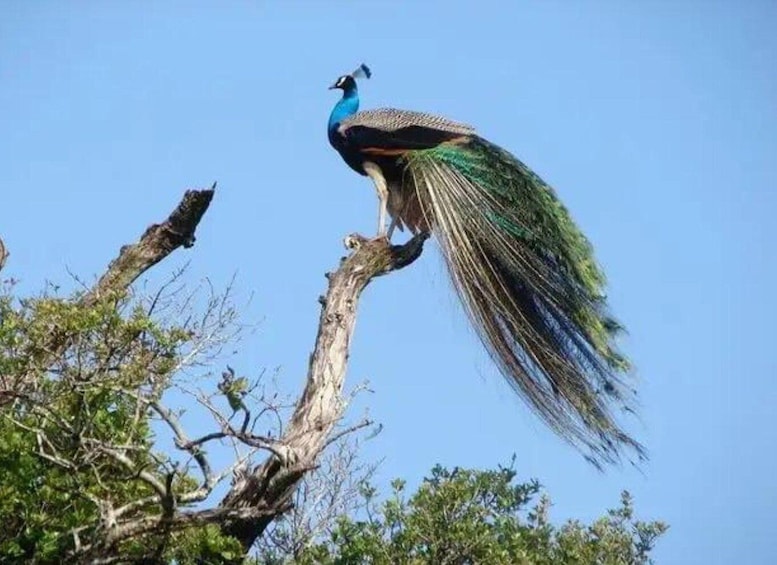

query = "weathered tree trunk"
[218,233,427,553]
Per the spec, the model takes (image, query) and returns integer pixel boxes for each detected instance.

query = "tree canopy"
[274,462,667,565]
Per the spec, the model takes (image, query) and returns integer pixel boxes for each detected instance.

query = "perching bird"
[327,64,644,467]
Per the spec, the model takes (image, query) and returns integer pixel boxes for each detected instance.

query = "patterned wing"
[338,108,476,153]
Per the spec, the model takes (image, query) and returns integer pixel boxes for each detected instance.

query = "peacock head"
[328,63,371,93]
[328,74,356,92]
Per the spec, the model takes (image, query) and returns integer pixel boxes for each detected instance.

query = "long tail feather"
[401,137,644,466]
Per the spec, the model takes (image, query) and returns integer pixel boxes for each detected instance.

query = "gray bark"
[218,233,428,553]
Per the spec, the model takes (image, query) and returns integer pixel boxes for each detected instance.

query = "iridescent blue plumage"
[327,82,358,137]
[328,69,365,175]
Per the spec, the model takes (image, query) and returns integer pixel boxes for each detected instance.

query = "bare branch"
[218,232,428,551]
[322,418,374,451]
[150,400,216,489]
[94,444,167,501]
[83,186,215,306]
[112,495,160,521]
[77,506,272,564]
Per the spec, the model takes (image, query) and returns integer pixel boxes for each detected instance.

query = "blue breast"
[328,89,367,174]
[328,92,358,135]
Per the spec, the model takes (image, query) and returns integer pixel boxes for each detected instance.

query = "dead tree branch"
[2,187,215,406]
[0,237,8,272]
[83,185,216,306]
[218,232,428,552]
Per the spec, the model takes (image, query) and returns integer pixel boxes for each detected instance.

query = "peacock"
[327,64,644,467]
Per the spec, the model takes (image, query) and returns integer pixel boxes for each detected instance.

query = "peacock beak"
[328,83,338,90]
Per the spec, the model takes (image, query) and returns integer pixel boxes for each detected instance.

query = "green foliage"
[166,524,246,564]
[289,461,667,565]
[0,285,199,562]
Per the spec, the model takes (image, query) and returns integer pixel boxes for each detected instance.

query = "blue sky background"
[2,1,775,563]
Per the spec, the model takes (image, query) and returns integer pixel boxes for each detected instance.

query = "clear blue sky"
[2,1,775,563]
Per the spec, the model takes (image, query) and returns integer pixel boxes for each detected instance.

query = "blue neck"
[328,85,359,134]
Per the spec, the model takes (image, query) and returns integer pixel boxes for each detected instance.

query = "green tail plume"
[402,137,644,467]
